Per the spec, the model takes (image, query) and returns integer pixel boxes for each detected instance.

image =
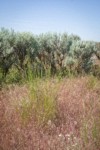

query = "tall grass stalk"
[18,76,60,125]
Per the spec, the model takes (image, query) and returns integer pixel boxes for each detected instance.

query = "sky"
[0,0,100,41]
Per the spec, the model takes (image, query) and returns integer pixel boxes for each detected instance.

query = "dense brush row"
[0,28,100,84]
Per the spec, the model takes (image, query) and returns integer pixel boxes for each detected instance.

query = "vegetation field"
[0,28,100,150]
[0,76,100,150]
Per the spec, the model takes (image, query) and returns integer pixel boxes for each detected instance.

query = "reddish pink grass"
[0,77,100,150]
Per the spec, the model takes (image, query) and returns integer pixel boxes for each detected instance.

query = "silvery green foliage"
[63,56,77,67]
[0,28,99,79]
[0,28,15,58]
[0,28,16,76]
[69,40,97,73]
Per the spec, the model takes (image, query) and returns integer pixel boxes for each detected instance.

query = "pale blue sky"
[0,0,100,41]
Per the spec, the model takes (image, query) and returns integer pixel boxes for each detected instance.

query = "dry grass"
[0,76,100,150]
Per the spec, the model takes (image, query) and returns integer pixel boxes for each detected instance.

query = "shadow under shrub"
[5,66,22,84]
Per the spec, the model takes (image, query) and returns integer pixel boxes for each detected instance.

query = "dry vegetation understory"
[0,76,100,150]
